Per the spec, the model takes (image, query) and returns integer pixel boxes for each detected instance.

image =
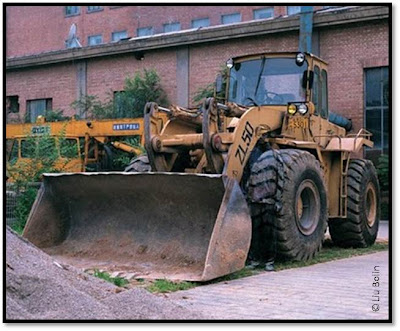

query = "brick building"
[5,5,390,160]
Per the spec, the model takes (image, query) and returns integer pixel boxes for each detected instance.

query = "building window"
[191,17,210,28]
[112,30,128,42]
[365,67,389,160]
[88,34,103,46]
[6,96,19,113]
[253,8,274,20]
[287,6,301,15]
[137,27,153,37]
[163,22,181,33]
[87,6,103,13]
[26,99,52,123]
[114,91,126,117]
[221,13,241,24]
[65,6,80,16]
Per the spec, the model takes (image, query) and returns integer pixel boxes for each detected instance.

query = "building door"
[364,67,389,163]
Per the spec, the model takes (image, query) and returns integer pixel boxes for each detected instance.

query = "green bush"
[72,69,168,119]
[377,154,389,191]
[24,108,70,123]
[44,109,71,122]
[11,187,39,235]
[7,127,76,234]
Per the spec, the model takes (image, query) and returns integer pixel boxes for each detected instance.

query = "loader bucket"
[23,172,251,281]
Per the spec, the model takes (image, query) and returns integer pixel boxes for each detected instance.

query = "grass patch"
[93,269,129,287]
[147,279,197,293]
[274,241,389,271]
[145,242,388,293]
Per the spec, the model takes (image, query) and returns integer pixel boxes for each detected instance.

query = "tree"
[71,69,169,119]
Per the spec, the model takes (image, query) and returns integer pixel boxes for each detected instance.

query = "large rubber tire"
[247,149,328,261]
[124,155,152,172]
[329,159,380,247]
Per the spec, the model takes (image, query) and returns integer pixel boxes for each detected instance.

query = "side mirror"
[215,74,223,94]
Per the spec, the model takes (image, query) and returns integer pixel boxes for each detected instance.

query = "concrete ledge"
[6,6,389,70]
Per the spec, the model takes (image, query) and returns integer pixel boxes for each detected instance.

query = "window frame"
[137,26,153,37]
[163,22,181,33]
[191,17,210,28]
[221,12,241,25]
[60,138,80,159]
[87,6,103,13]
[287,6,301,16]
[111,30,128,42]
[65,6,80,17]
[321,69,329,119]
[7,95,19,113]
[6,139,19,163]
[253,8,274,20]
[26,98,52,123]
[88,34,103,46]
[364,66,389,156]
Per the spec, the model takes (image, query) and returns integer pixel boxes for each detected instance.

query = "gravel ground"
[5,227,206,320]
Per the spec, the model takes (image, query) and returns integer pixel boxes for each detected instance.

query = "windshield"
[228,57,307,106]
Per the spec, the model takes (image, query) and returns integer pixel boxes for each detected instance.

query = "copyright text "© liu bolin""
[371,266,380,312]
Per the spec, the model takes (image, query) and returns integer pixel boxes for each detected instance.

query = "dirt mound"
[5,227,205,320]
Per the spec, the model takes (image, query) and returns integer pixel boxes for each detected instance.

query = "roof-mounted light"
[296,52,305,66]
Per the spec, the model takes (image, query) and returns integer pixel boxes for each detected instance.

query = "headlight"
[288,104,297,115]
[226,58,234,69]
[296,52,305,66]
[298,104,308,115]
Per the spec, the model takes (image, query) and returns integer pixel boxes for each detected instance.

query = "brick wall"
[6,5,298,58]
[86,49,177,104]
[319,20,389,133]
[6,9,389,133]
[6,63,76,120]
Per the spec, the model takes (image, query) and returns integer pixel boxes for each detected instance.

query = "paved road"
[169,251,389,320]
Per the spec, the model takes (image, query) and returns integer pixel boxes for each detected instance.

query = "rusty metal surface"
[23,172,251,281]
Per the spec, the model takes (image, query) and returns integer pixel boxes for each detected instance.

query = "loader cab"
[225,52,328,118]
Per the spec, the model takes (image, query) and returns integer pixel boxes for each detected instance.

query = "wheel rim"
[366,182,377,227]
[295,180,320,236]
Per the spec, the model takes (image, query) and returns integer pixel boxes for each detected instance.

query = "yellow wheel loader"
[23,52,380,281]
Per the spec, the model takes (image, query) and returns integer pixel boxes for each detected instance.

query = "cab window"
[21,138,56,158]
[312,66,320,115]
[60,138,79,158]
[20,139,36,158]
[7,139,19,164]
[321,69,329,119]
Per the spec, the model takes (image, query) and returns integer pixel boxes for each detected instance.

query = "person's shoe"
[245,260,262,270]
[264,261,275,272]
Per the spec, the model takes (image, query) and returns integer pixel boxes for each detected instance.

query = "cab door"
[310,62,329,146]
